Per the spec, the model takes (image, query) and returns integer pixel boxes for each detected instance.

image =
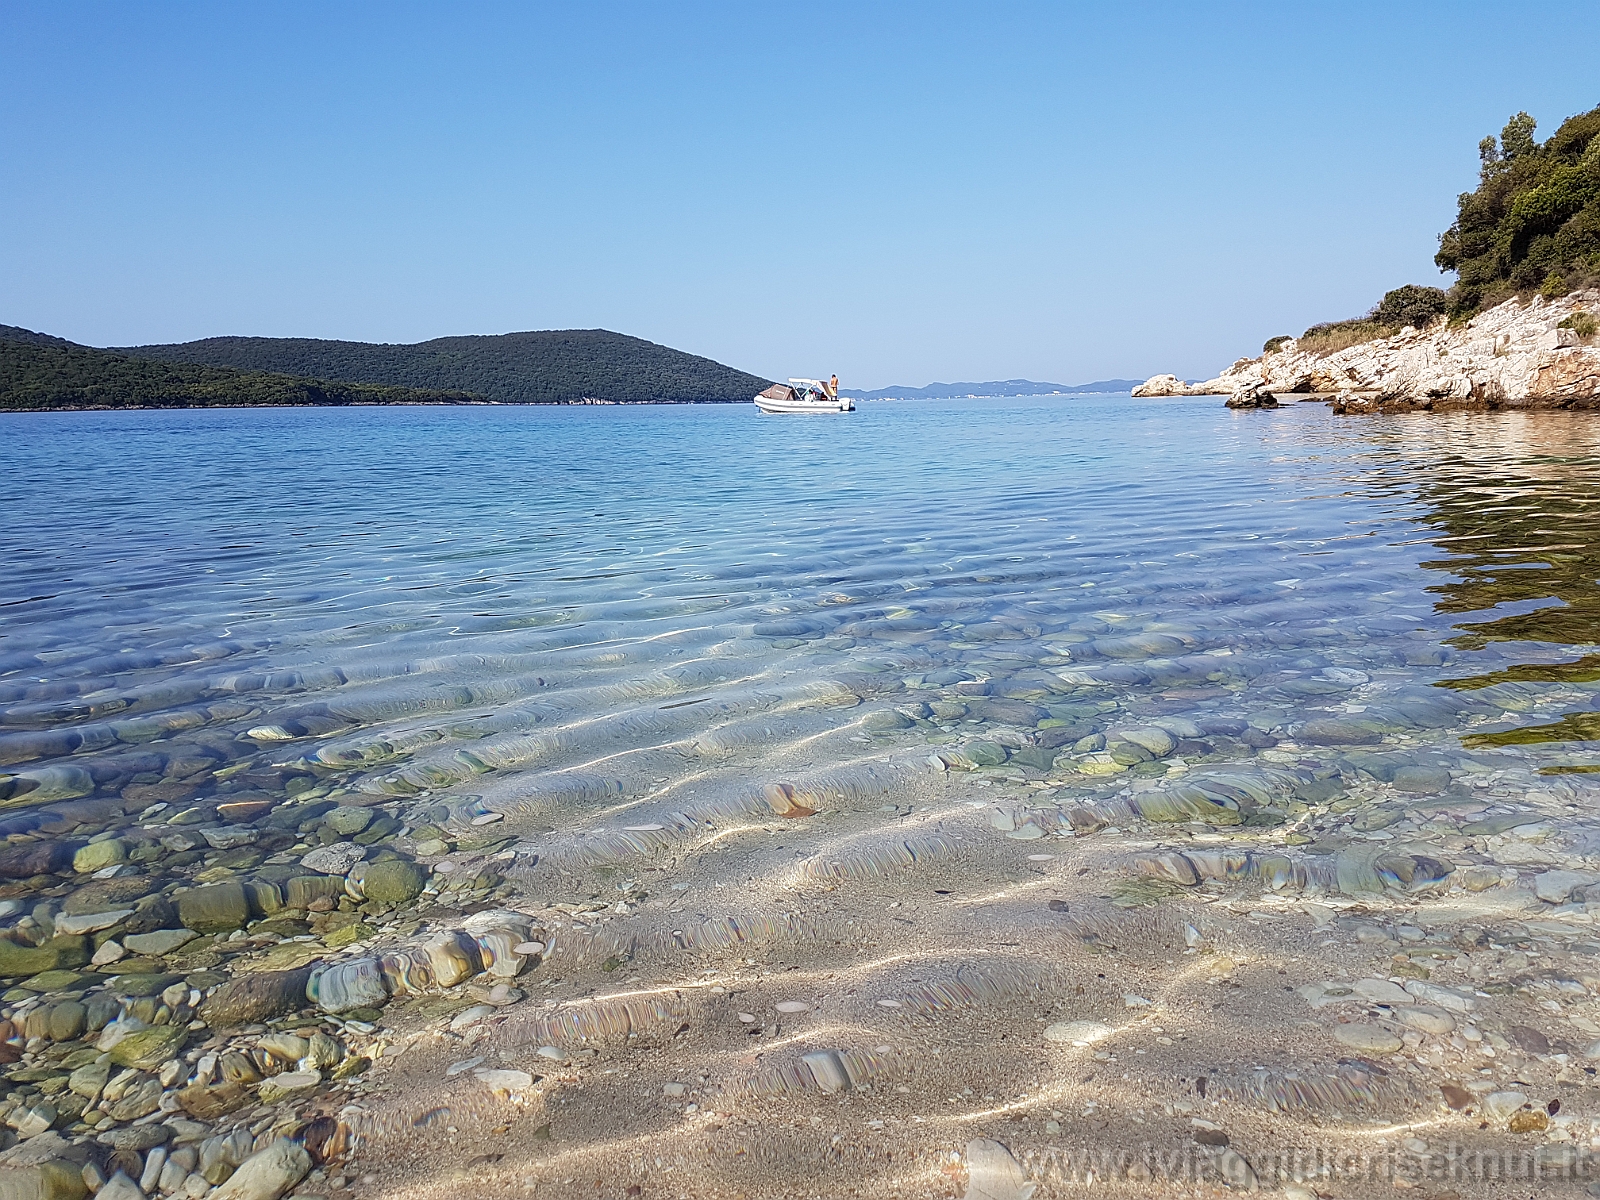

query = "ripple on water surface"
[5,398,1600,1194]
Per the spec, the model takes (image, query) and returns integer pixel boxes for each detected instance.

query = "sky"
[3,2,1598,389]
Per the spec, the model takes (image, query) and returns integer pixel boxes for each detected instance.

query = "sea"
[5,394,1600,1192]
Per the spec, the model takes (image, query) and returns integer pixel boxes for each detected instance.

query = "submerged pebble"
[1043,1021,1115,1046]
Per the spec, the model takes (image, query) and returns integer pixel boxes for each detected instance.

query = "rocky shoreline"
[1135,290,1600,413]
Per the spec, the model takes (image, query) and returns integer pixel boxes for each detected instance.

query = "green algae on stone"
[176,882,252,933]
[285,875,344,909]
[71,840,127,874]
[45,1002,86,1042]
[360,859,426,905]
[21,971,89,992]
[322,807,372,836]
[0,937,90,980]
[1464,709,1600,748]
[107,1024,186,1070]
[109,972,183,998]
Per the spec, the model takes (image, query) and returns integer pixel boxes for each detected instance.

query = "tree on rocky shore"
[1436,104,1600,316]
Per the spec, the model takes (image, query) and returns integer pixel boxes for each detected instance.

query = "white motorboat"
[754,378,854,414]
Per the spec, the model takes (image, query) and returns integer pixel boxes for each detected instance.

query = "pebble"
[175,882,253,934]
[1351,978,1412,1005]
[1043,1021,1115,1046]
[323,807,373,836]
[199,966,315,1029]
[474,1068,533,1097]
[97,1172,146,1200]
[72,840,128,874]
[122,929,197,956]
[800,1050,851,1094]
[1535,869,1595,904]
[299,844,365,876]
[1403,981,1477,1013]
[108,1025,186,1070]
[257,1033,309,1062]
[140,1148,167,1193]
[257,1070,321,1103]
[357,859,427,904]
[98,1125,169,1152]
[1216,1149,1258,1190]
[961,1138,1030,1200]
[536,1046,568,1062]
[52,909,134,936]
[199,826,256,850]
[774,1001,811,1014]
[449,1004,495,1031]
[1333,1024,1402,1054]
[1396,1006,1455,1035]
[1484,1091,1528,1120]
[10,1102,57,1137]
[1117,726,1177,757]
[209,1140,311,1200]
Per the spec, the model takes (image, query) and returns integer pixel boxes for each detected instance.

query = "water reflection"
[1374,414,1600,755]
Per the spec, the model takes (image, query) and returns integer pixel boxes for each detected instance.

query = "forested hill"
[0,330,479,411]
[123,329,772,404]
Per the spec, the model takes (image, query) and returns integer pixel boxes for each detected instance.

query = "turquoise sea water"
[8,395,1600,1189]
[8,396,1599,773]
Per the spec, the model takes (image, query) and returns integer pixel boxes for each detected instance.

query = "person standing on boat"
[828,373,839,400]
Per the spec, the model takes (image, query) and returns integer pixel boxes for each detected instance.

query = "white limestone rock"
[1146,291,1600,409]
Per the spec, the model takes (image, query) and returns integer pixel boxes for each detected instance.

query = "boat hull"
[753,396,854,414]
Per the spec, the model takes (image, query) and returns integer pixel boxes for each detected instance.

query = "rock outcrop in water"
[1135,290,1600,412]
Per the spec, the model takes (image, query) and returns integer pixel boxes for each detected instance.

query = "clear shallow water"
[9,396,1600,788]
[9,397,1600,1190]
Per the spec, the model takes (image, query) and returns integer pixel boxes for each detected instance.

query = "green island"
[0,333,477,412]
[0,326,771,412]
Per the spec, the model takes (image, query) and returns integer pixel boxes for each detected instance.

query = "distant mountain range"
[840,378,1144,400]
[0,324,773,410]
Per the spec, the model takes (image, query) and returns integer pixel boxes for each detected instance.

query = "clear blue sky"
[3,2,1597,388]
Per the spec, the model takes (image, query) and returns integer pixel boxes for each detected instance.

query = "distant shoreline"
[2,391,1139,414]
[0,397,755,413]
